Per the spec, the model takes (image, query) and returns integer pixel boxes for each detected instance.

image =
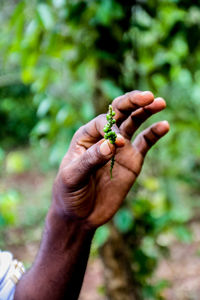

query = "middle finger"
[119,97,166,140]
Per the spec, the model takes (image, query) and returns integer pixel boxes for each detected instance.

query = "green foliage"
[0,84,37,149]
[114,208,134,233]
[0,148,5,169]
[93,225,110,249]
[142,280,170,300]
[91,225,110,257]
[1,0,200,298]
[0,189,20,227]
[6,151,30,174]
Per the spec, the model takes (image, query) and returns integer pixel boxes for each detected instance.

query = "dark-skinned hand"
[52,91,170,229]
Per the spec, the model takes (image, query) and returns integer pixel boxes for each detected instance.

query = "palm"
[88,141,141,226]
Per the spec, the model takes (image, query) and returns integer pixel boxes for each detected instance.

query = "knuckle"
[81,154,92,171]
[143,134,154,148]
[82,147,103,171]
[95,114,107,132]
[151,127,161,139]
[60,165,84,190]
[60,167,73,186]
[126,90,141,95]
[96,113,106,122]
[75,125,85,137]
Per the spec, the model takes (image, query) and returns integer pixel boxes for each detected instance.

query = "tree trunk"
[100,224,140,300]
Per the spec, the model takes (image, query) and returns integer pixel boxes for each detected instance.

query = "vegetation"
[104,105,117,178]
[1,0,200,299]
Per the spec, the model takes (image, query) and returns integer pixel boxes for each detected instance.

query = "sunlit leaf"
[114,208,134,233]
[37,3,55,30]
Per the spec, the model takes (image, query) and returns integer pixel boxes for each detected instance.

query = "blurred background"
[1,0,200,299]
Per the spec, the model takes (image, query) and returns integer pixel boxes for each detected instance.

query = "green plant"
[103,105,117,178]
[0,189,20,227]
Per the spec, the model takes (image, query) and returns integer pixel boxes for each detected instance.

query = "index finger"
[72,114,125,149]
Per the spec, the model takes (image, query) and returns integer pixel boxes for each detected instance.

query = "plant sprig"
[103,105,117,178]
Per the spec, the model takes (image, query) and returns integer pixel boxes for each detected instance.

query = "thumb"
[79,134,125,177]
[63,139,116,188]
[62,134,125,188]
[77,139,115,180]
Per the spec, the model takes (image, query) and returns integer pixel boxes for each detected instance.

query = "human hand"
[52,91,169,229]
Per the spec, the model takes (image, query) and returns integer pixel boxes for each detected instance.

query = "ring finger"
[119,97,166,140]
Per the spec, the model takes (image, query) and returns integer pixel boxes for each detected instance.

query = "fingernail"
[161,120,169,127]
[116,134,125,147]
[100,140,112,156]
[162,121,170,131]
[156,120,170,134]
[116,133,123,139]
[141,91,154,97]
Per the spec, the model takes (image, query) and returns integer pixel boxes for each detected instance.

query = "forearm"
[14,206,94,300]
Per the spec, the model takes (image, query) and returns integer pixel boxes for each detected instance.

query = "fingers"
[112,90,154,125]
[120,97,166,139]
[115,134,125,147]
[63,139,123,186]
[71,114,107,149]
[133,121,170,157]
[72,90,162,149]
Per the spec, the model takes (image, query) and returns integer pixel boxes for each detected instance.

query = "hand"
[52,91,169,229]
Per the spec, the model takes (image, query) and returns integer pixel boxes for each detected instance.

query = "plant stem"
[104,105,117,179]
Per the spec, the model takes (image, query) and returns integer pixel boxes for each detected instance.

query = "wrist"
[15,203,95,300]
[46,205,95,245]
